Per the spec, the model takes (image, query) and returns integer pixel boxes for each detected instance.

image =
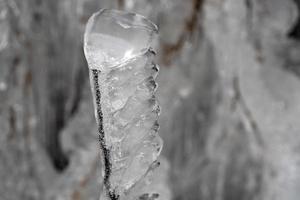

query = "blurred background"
[1,0,300,199]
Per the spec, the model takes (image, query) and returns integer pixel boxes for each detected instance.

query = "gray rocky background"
[1,0,300,199]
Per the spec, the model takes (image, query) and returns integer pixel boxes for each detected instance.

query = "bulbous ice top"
[84,9,158,71]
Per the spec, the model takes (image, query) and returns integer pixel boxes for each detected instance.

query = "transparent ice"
[84,9,163,200]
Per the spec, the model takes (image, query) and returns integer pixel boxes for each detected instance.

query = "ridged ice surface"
[84,9,163,200]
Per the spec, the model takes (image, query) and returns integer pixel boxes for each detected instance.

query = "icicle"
[84,9,163,200]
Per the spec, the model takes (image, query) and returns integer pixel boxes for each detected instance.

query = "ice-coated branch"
[91,69,117,199]
[84,9,163,200]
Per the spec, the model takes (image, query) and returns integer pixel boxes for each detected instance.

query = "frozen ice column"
[84,9,163,200]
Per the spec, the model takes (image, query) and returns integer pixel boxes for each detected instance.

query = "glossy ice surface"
[84,9,163,200]
[84,9,158,71]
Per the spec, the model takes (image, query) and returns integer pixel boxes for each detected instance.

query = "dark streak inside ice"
[92,69,119,200]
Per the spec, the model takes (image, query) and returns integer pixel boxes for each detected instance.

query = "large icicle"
[84,9,163,200]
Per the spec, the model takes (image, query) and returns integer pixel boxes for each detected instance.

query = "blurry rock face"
[203,0,300,200]
[0,0,300,200]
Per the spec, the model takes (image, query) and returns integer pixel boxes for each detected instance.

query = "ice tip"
[83,9,158,71]
[84,9,158,43]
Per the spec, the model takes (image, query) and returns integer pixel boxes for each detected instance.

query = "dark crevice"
[288,0,300,40]
[46,61,70,172]
[51,60,87,171]
[46,65,70,172]
[46,89,70,172]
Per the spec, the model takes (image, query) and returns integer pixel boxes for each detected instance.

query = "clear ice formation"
[84,9,163,200]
